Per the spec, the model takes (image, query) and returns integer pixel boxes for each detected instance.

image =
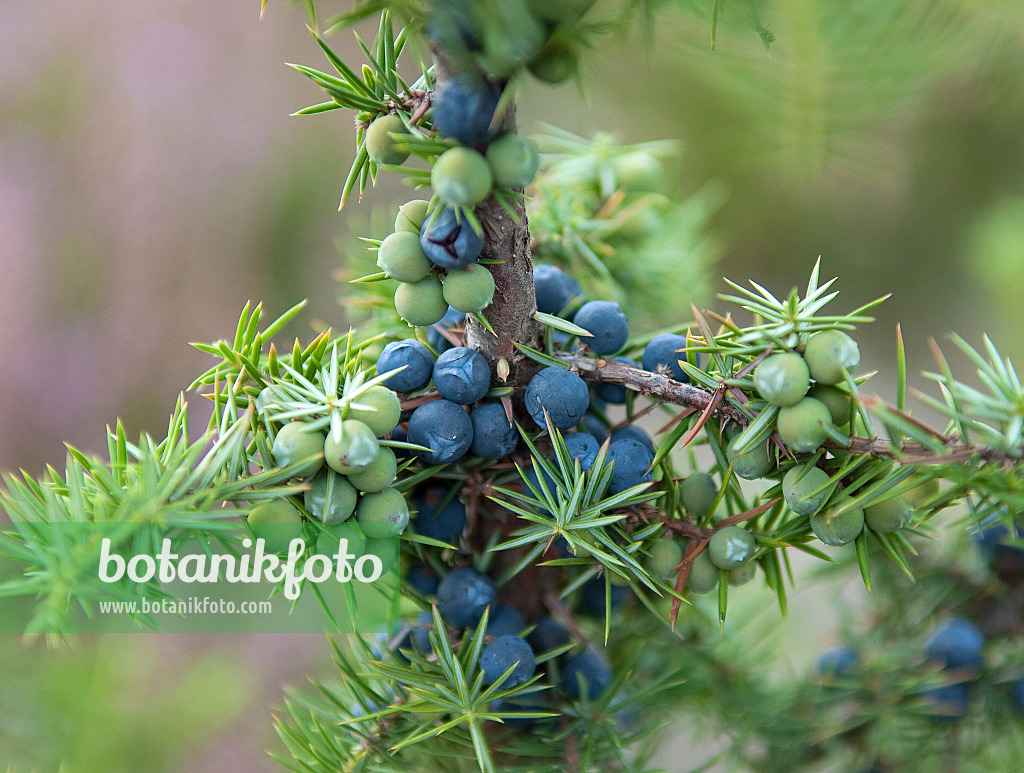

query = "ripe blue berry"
[972,514,1024,569]
[481,635,536,689]
[412,487,467,543]
[926,619,984,675]
[431,73,502,146]
[921,682,971,722]
[433,346,491,405]
[579,577,630,615]
[562,650,612,700]
[1011,676,1024,715]
[407,399,474,465]
[524,367,590,430]
[816,646,858,680]
[470,402,518,459]
[427,306,466,353]
[609,425,654,455]
[407,610,435,654]
[580,414,610,443]
[524,462,557,496]
[437,567,496,629]
[420,207,485,269]
[641,333,693,382]
[533,264,574,315]
[377,339,435,393]
[607,437,654,495]
[406,562,439,596]
[563,432,600,471]
[486,604,526,638]
[527,617,570,654]
[595,357,636,404]
[573,300,629,355]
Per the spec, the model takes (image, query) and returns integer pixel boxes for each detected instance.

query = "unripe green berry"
[316,522,366,558]
[904,477,940,508]
[808,383,854,426]
[365,114,410,166]
[377,231,431,283]
[707,526,757,570]
[526,0,594,23]
[754,352,811,407]
[356,487,410,539]
[686,549,719,595]
[864,496,912,533]
[611,151,663,193]
[395,199,430,234]
[347,385,402,438]
[527,35,577,84]
[432,147,493,206]
[271,422,325,478]
[304,471,358,523]
[804,330,860,385]
[727,435,776,480]
[609,195,664,243]
[442,264,495,313]
[729,562,757,586]
[486,133,541,189]
[345,446,397,493]
[247,500,303,555]
[810,505,864,547]
[254,384,287,415]
[395,277,448,327]
[782,465,832,516]
[366,536,399,573]
[777,397,834,453]
[645,538,683,580]
[680,472,718,517]
[324,420,380,474]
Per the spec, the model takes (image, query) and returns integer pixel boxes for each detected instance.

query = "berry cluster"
[365,67,541,328]
[399,563,616,722]
[248,382,410,557]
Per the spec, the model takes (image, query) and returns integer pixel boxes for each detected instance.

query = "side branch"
[559,349,1023,468]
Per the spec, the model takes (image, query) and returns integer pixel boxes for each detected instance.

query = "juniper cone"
[6,3,1024,773]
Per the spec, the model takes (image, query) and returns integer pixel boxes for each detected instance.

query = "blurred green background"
[2,0,1024,770]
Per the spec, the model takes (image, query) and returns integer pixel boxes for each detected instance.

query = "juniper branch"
[559,348,1024,469]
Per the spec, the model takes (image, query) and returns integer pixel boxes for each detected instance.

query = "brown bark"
[430,49,541,389]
